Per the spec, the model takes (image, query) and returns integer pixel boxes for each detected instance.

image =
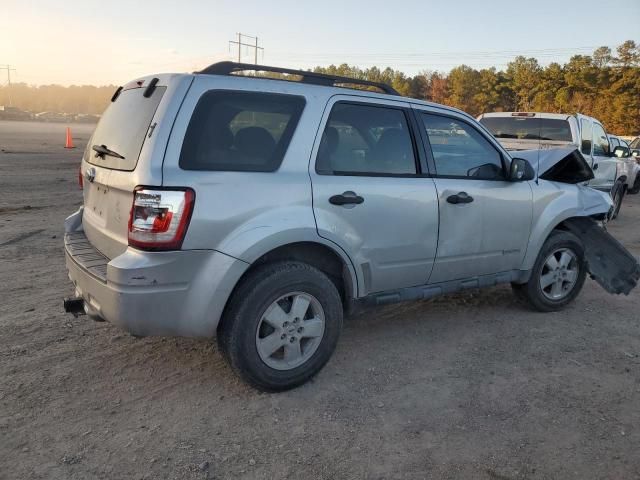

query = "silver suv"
[64,62,639,391]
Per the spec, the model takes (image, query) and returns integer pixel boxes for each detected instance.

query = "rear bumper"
[64,210,249,337]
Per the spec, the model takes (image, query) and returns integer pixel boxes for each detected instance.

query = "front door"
[413,109,533,283]
[310,97,439,295]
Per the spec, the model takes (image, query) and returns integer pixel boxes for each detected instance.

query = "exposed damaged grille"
[64,231,109,282]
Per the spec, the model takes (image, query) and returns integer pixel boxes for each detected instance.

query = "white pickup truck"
[478,112,629,218]
[608,134,640,195]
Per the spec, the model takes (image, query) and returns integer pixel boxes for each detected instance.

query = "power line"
[229,33,264,64]
[0,64,16,106]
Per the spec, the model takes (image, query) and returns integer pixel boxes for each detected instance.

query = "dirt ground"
[1,120,639,480]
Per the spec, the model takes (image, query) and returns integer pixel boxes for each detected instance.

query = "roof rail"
[197,61,400,96]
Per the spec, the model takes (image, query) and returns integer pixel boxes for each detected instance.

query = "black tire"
[218,261,343,391]
[628,174,640,195]
[511,231,587,312]
[609,182,625,220]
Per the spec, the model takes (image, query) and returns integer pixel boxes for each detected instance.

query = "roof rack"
[197,61,400,96]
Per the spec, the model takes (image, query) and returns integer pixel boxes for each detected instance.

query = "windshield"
[85,86,165,171]
[480,117,573,142]
[630,138,640,149]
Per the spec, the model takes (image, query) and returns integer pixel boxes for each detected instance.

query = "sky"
[2,0,639,86]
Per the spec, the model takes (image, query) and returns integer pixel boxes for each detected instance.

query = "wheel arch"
[217,240,358,335]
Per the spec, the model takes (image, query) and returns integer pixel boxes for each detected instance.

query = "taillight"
[128,188,195,251]
[78,166,83,190]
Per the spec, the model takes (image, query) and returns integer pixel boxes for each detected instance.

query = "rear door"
[81,82,167,259]
[414,108,533,283]
[310,96,439,295]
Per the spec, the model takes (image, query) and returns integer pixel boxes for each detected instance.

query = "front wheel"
[512,231,587,312]
[609,182,625,220]
[219,262,343,391]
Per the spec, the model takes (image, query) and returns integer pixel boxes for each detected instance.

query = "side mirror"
[612,146,630,158]
[509,158,535,181]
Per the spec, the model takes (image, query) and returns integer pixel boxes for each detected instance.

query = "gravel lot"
[1,120,639,480]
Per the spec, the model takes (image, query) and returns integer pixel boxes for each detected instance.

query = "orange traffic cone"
[65,127,75,149]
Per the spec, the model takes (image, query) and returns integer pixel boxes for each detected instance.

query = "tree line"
[1,40,638,134]
[313,40,639,135]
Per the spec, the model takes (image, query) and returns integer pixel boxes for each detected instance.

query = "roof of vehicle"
[123,63,483,126]
[191,61,477,121]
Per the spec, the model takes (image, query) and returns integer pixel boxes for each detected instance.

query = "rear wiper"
[92,144,125,159]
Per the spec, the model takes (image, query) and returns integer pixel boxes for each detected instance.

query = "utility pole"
[0,64,16,106]
[228,34,264,64]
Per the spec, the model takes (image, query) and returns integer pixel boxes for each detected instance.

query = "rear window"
[86,86,165,171]
[480,117,573,142]
[179,91,305,172]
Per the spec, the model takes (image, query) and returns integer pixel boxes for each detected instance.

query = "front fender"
[522,181,612,270]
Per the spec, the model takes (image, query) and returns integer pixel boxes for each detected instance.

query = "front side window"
[592,123,610,157]
[180,91,305,172]
[421,114,504,180]
[316,103,416,175]
[580,119,592,155]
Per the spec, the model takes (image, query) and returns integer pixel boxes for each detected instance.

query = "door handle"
[329,191,364,206]
[446,192,474,204]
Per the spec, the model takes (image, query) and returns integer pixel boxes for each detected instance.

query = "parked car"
[608,133,640,195]
[477,112,628,218]
[64,63,640,391]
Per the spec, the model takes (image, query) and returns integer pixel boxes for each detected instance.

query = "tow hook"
[63,297,85,317]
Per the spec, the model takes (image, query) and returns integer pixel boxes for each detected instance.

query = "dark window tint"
[422,114,504,180]
[592,123,610,156]
[316,103,416,175]
[180,91,305,172]
[479,116,572,142]
[581,119,592,155]
[86,86,165,171]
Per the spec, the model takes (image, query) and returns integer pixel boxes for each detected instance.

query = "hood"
[512,147,595,184]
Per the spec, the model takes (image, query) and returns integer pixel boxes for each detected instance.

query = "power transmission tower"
[229,34,264,64]
[0,64,16,106]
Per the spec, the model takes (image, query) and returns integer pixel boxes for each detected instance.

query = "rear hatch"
[81,80,167,259]
[479,115,576,151]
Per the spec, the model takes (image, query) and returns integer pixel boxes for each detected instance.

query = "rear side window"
[179,91,305,172]
[316,103,416,176]
[580,119,592,155]
[422,114,504,180]
[86,86,166,171]
[479,116,572,142]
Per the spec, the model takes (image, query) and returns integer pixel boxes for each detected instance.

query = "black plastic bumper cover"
[564,217,640,295]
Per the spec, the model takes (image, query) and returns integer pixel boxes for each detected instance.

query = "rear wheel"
[219,261,343,391]
[512,231,586,312]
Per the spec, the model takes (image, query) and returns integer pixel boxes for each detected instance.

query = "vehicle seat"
[371,128,414,173]
[316,126,339,172]
[234,127,276,165]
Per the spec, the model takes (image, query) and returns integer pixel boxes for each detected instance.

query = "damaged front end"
[515,147,640,295]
